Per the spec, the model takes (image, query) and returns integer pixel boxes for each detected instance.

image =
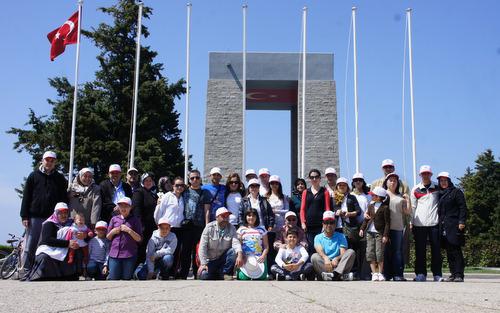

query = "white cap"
[109,164,122,173]
[381,159,395,168]
[258,168,270,176]
[209,167,222,176]
[352,172,364,180]
[215,207,230,217]
[127,167,138,174]
[43,151,57,160]
[116,197,132,206]
[371,186,387,198]
[79,167,93,177]
[245,169,256,177]
[336,177,349,185]
[158,217,171,226]
[323,211,336,221]
[95,221,108,230]
[54,202,69,211]
[285,211,297,219]
[269,175,280,183]
[325,167,337,175]
[437,171,450,179]
[247,178,260,186]
[385,172,399,180]
[419,165,433,174]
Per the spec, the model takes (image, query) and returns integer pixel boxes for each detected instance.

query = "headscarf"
[43,203,73,228]
[70,168,94,193]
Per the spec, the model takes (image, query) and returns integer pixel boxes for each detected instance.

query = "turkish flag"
[47,11,79,61]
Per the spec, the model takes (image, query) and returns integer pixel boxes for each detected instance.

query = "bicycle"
[0,233,24,279]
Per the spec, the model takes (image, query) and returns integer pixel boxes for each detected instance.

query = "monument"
[204,52,338,185]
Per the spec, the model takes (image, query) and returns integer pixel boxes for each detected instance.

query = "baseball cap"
[215,207,230,217]
[43,151,57,160]
[352,172,364,180]
[247,178,260,187]
[127,167,138,174]
[325,167,337,175]
[258,168,270,176]
[381,159,395,168]
[117,197,132,206]
[245,169,256,177]
[95,221,108,230]
[370,186,387,198]
[419,165,433,174]
[210,167,222,176]
[385,172,399,180]
[336,177,349,185]
[269,175,280,183]
[109,164,122,173]
[285,211,297,219]
[323,211,336,221]
[158,217,171,226]
[437,171,450,179]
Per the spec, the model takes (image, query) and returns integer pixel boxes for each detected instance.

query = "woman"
[351,173,372,280]
[157,176,173,201]
[300,169,331,255]
[133,173,159,265]
[290,178,307,225]
[266,175,290,230]
[225,173,246,227]
[437,171,467,282]
[154,177,186,276]
[239,178,275,230]
[68,168,101,229]
[23,202,83,281]
[236,208,269,280]
[107,197,142,280]
[382,173,411,281]
[332,177,361,235]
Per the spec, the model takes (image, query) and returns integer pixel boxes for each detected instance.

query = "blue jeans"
[87,260,106,280]
[384,230,404,279]
[200,249,236,280]
[135,255,174,280]
[107,257,137,280]
[22,217,45,271]
[413,225,442,277]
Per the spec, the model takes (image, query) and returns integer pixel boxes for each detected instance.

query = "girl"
[359,187,390,281]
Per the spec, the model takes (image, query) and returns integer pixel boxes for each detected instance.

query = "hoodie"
[146,229,178,272]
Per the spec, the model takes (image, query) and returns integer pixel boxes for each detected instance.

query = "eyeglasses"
[189,176,200,181]
[229,181,239,185]
[309,175,321,180]
[174,184,185,188]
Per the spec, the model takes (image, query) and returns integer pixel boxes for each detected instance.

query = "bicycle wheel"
[0,252,19,279]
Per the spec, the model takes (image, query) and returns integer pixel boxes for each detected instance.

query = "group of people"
[18,151,468,283]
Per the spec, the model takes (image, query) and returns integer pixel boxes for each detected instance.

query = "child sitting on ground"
[87,221,110,280]
[271,229,313,280]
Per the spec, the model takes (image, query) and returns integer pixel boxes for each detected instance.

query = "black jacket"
[239,196,275,230]
[132,186,158,237]
[332,193,362,227]
[99,180,132,223]
[39,222,69,248]
[438,185,467,246]
[20,169,68,220]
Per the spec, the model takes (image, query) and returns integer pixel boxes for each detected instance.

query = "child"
[134,217,177,280]
[87,221,110,280]
[359,187,391,281]
[271,229,312,280]
[66,213,93,268]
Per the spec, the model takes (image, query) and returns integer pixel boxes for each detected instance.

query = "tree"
[8,0,186,183]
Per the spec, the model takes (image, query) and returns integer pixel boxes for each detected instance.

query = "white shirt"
[336,196,348,229]
[368,202,382,233]
[275,245,309,273]
[249,196,264,227]
[259,185,269,197]
[268,194,289,229]
[352,192,371,224]
[154,191,184,228]
[226,192,242,225]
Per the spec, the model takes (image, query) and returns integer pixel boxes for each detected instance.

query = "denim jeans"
[384,230,404,279]
[22,217,45,271]
[107,256,137,280]
[87,260,106,280]
[200,248,236,280]
[413,225,442,277]
[135,255,174,280]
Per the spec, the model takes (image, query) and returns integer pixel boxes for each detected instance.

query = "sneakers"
[275,274,285,281]
[413,274,426,282]
[342,272,354,281]
[299,273,306,281]
[378,273,386,281]
[322,272,334,281]
[433,275,444,282]
[371,273,379,281]
[223,274,234,281]
[453,277,464,282]
[285,275,293,281]
[393,276,407,281]
[444,275,455,282]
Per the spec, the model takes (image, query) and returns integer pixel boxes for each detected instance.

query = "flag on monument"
[47,11,79,61]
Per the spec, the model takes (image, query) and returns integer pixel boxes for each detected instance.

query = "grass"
[404,267,500,274]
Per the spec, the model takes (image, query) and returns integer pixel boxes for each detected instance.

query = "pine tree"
[8,0,186,183]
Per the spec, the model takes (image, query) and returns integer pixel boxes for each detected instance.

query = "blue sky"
[1,0,499,237]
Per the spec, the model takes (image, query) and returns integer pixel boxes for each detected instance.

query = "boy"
[271,229,312,280]
[87,221,110,280]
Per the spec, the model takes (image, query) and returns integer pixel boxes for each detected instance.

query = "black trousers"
[178,225,204,279]
[413,225,442,277]
[444,241,464,279]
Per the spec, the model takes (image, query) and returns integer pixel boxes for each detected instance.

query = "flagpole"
[301,6,307,178]
[242,4,247,178]
[184,3,192,182]
[407,8,417,187]
[68,0,83,189]
[130,1,143,169]
[352,7,360,174]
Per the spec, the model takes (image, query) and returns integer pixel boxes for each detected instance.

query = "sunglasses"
[309,175,321,180]
[174,184,185,188]
[286,218,297,222]
[189,176,201,180]
[229,181,239,185]
[353,179,364,183]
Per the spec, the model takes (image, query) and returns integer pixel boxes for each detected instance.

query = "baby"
[66,213,93,267]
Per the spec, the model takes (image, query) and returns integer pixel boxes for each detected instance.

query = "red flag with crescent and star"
[47,11,79,61]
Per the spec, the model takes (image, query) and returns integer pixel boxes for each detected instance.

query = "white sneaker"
[371,273,379,281]
[378,273,386,281]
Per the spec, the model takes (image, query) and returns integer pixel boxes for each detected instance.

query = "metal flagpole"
[301,7,307,178]
[242,4,247,178]
[130,1,143,169]
[184,3,192,181]
[68,0,83,189]
[407,8,417,187]
[352,7,360,174]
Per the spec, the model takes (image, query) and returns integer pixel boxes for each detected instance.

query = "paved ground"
[1,275,499,313]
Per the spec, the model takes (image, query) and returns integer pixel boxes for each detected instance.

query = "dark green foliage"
[7,0,186,183]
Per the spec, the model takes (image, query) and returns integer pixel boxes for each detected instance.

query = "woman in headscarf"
[68,168,101,229]
[23,202,83,281]
[132,173,159,265]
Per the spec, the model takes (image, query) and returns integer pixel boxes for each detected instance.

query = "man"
[244,169,258,183]
[274,211,308,250]
[100,164,132,223]
[126,167,140,192]
[202,167,226,222]
[20,151,68,273]
[371,159,410,195]
[258,168,271,196]
[411,165,442,282]
[311,211,356,281]
[178,169,212,279]
[198,207,244,280]
[324,167,338,195]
